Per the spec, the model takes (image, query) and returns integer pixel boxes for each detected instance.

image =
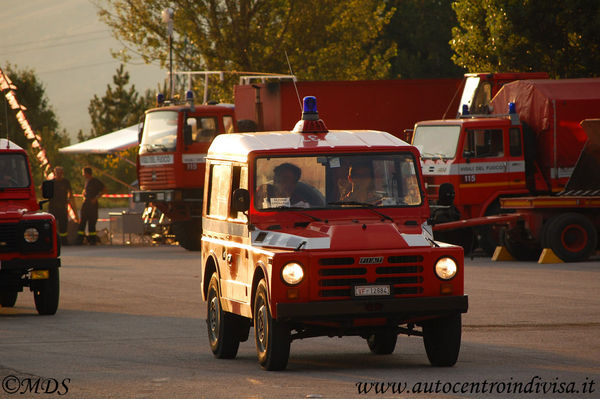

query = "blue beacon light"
[508,102,516,114]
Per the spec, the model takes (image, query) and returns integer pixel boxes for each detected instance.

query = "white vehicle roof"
[0,138,24,150]
[207,130,411,162]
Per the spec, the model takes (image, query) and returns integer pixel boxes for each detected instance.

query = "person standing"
[77,167,106,245]
[48,166,76,245]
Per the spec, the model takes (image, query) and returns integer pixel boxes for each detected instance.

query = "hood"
[251,220,432,251]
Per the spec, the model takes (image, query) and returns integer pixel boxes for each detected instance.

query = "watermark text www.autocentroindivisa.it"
[2,375,70,395]
[356,376,596,395]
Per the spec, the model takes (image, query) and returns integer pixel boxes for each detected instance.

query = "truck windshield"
[0,154,30,188]
[255,153,422,210]
[412,125,461,159]
[140,111,178,153]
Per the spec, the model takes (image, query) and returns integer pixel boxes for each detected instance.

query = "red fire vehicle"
[132,96,236,250]
[413,78,600,254]
[498,118,600,262]
[200,97,467,370]
[0,139,60,315]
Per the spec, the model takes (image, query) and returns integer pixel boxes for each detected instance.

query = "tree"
[383,0,465,78]
[82,64,155,194]
[0,63,74,186]
[97,0,396,100]
[450,0,600,78]
[86,64,153,139]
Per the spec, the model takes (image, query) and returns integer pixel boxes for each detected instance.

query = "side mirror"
[231,188,250,213]
[137,123,144,144]
[183,124,193,146]
[42,180,54,199]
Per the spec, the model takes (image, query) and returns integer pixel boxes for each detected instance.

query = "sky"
[1,0,165,142]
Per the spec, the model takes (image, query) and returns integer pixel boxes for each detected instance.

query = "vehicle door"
[459,127,510,216]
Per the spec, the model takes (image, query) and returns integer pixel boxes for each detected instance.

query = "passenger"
[342,162,382,205]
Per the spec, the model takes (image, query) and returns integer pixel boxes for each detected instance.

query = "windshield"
[412,125,461,159]
[140,111,178,153]
[0,154,30,188]
[254,153,422,210]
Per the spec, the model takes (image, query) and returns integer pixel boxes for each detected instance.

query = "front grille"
[139,166,176,189]
[0,223,18,252]
[316,255,424,299]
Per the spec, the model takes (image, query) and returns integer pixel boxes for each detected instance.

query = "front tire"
[422,313,462,367]
[254,280,290,371]
[33,268,60,315]
[206,273,242,359]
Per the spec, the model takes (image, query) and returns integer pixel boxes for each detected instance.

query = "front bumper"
[1,257,61,271]
[132,190,175,203]
[276,295,468,322]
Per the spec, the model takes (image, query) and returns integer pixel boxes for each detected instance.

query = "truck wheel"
[546,213,597,262]
[172,221,202,251]
[501,226,541,261]
[254,280,290,371]
[1,291,18,307]
[206,273,242,359]
[422,313,461,367]
[367,330,398,355]
[33,268,60,315]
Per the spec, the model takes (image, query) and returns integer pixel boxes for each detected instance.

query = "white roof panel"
[207,130,409,162]
[59,125,139,154]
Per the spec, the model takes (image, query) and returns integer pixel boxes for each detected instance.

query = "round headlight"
[24,227,40,243]
[281,262,304,285]
[435,257,457,280]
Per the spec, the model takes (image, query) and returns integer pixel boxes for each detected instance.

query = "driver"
[257,163,324,208]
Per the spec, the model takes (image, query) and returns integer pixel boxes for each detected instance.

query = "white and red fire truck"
[413,78,600,257]
[200,97,468,370]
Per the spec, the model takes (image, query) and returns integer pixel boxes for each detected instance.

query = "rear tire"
[1,290,18,307]
[422,313,462,367]
[545,213,597,262]
[34,268,60,315]
[367,330,398,355]
[501,225,542,261]
[254,280,290,370]
[206,274,242,359]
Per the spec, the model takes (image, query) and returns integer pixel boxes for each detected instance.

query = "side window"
[207,164,232,219]
[193,117,218,142]
[463,129,504,159]
[509,127,523,157]
[223,116,234,134]
[230,165,248,221]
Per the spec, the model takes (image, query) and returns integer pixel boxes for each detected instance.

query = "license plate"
[353,284,391,297]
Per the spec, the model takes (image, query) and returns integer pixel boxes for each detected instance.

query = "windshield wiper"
[264,206,324,222]
[328,201,394,222]
[151,143,169,152]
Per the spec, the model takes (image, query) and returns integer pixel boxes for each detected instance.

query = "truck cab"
[201,97,467,370]
[0,139,60,315]
[133,100,236,250]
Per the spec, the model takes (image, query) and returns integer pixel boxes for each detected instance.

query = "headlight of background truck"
[435,257,457,280]
[281,262,304,285]
[24,227,40,243]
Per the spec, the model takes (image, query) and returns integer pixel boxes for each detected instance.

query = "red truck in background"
[0,139,60,315]
[133,101,236,250]
[413,78,600,257]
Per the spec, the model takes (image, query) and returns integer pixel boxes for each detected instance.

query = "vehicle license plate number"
[353,284,391,297]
